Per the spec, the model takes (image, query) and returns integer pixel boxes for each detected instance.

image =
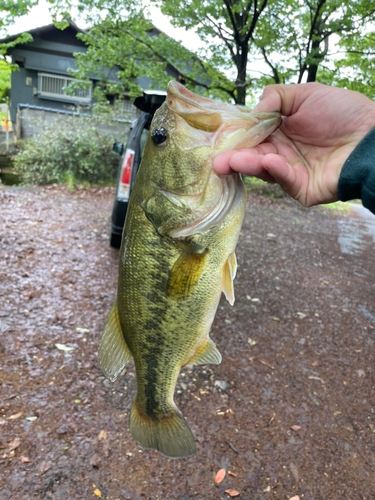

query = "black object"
[110,90,167,248]
[338,126,375,215]
[112,142,124,155]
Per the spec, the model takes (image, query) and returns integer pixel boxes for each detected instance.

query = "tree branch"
[111,26,236,99]
[205,14,236,60]
[222,0,241,45]
[259,46,280,83]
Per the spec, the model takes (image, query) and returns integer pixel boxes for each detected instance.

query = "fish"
[99,81,280,458]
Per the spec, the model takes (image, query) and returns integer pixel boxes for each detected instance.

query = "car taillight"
[117,148,135,201]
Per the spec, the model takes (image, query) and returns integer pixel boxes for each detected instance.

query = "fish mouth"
[162,172,243,238]
[164,81,281,195]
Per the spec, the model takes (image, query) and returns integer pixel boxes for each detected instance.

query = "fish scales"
[99,81,281,458]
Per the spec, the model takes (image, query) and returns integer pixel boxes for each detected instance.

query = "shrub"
[243,176,288,199]
[14,114,127,185]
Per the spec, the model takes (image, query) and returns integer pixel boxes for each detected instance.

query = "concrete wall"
[17,106,132,143]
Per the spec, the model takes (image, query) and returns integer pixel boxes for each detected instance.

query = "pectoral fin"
[167,246,208,300]
[188,338,222,365]
[98,299,132,382]
[222,252,237,306]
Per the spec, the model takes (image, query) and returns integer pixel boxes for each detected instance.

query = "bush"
[14,114,126,186]
[243,176,288,199]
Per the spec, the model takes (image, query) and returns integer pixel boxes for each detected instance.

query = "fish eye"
[151,127,167,146]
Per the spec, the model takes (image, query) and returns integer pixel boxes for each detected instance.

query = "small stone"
[214,380,230,392]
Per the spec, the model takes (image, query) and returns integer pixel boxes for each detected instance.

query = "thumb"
[252,86,283,113]
[253,83,317,116]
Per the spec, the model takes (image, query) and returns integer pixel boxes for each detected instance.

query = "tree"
[254,0,375,88]
[0,1,37,57]
[0,59,11,104]
[48,0,375,104]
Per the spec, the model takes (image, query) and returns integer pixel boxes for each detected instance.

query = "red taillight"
[121,151,133,184]
[117,149,135,201]
[121,150,134,184]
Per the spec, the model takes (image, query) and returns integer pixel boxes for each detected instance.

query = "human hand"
[213,83,375,206]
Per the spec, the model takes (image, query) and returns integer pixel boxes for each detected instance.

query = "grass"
[243,177,361,215]
[243,176,288,199]
[319,200,360,215]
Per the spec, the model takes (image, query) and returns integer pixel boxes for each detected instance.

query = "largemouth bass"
[99,82,280,458]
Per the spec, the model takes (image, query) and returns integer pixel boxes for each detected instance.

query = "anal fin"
[188,338,222,366]
[98,299,132,382]
[222,251,237,306]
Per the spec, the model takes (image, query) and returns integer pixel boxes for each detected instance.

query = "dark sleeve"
[338,127,375,214]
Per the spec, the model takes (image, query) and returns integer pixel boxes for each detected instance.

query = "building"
[1,20,181,139]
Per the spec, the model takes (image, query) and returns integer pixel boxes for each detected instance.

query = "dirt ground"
[1,184,375,500]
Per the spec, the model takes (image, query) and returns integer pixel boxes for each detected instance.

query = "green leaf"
[55,343,74,351]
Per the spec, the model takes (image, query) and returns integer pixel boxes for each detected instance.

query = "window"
[115,98,137,116]
[38,73,92,104]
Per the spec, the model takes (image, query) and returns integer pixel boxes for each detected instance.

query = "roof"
[0,19,86,44]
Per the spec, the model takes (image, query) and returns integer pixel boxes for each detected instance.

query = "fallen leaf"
[7,412,23,420]
[21,456,31,463]
[39,460,53,473]
[6,438,20,452]
[271,317,280,322]
[289,462,299,482]
[225,490,240,497]
[98,429,107,441]
[93,488,102,498]
[89,453,101,468]
[54,343,74,352]
[291,425,301,431]
[215,468,226,484]
[289,496,300,500]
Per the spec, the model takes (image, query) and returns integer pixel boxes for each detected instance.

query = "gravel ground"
[1,184,375,500]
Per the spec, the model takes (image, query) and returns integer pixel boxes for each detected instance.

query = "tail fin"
[129,402,196,458]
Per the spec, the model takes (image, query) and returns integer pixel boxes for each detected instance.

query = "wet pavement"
[0,185,375,500]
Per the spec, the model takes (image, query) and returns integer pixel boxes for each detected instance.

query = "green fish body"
[99,82,280,458]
